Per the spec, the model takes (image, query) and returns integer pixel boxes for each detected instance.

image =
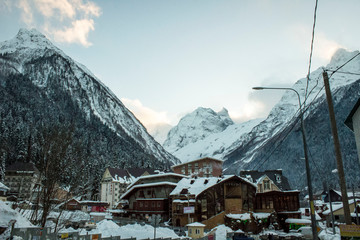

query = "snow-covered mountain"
[164,49,360,190]
[163,107,234,154]
[0,29,179,195]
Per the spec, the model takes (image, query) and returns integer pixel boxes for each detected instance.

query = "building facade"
[170,175,257,228]
[4,162,39,202]
[120,173,186,221]
[171,157,223,177]
[345,97,360,165]
[100,167,157,208]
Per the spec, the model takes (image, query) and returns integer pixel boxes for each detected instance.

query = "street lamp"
[252,86,318,240]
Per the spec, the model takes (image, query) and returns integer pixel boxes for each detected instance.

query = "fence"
[11,227,194,240]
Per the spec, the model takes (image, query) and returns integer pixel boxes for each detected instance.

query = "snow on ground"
[76,220,179,239]
[211,225,233,240]
[0,201,33,228]
[318,227,341,240]
[0,201,34,239]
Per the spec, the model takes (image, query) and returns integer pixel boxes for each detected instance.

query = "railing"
[12,227,192,240]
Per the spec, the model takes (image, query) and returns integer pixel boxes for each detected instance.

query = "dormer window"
[180,188,188,195]
[190,180,195,184]
[264,180,270,190]
[275,174,281,183]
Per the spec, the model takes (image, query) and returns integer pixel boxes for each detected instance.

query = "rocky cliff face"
[163,107,234,155]
[0,29,178,196]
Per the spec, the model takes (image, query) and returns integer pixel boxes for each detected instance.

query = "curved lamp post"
[252,87,317,240]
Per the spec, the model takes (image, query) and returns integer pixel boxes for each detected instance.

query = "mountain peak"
[0,28,57,56]
[328,48,360,70]
[163,107,234,156]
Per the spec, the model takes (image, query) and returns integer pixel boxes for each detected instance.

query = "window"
[195,163,199,173]
[152,202,155,207]
[188,164,192,174]
[196,229,200,234]
[264,180,270,190]
[180,188,188,195]
[139,190,145,198]
[181,166,186,174]
[158,202,161,207]
[275,174,281,183]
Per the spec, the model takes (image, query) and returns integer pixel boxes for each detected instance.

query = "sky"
[1,0,360,129]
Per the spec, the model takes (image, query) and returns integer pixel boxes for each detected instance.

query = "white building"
[100,168,157,209]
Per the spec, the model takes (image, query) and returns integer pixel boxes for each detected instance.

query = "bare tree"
[32,124,76,227]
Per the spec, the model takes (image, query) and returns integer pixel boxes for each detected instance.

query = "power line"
[305,0,319,100]
[252,85,325,171]
[329,52,360,78]
[326,70,360,76]
[249,52,360,173]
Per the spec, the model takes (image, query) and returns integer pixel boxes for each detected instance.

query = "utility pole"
[253,87,318,240]
[322,70,352,225]
[353,185,359,225]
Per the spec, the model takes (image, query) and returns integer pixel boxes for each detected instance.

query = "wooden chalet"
[240,169,292,193]
[170,175,257,228]
[171,157,223,177]
[120,173,186,221]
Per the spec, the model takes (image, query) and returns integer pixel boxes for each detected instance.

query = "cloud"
[314,33,344,61]
[49,19,95,47]
[289,24,343,63]
[17,0,34,26]
[13,0,101,47]
[121,98,172,128]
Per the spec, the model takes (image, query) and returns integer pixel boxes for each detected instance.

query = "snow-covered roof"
[0,181,10,190]
[253,212,271,219]
[227,212,275,221]
[187,222,206,227]
[285,218,311,224]
[170,175,256,197]
[172,157,224,168]
[323,199,360,215]
[127,172,187,189]
[121,181,178,199]
[226,213,251,220]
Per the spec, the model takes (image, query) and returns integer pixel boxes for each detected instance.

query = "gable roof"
[0,182,10,191]
[6,162,39,173]
[170,175,256,197]
[127,173,187,190]
[108,168,128,178]
[120,181,178,200]
[106,167,159,183]
[240,170,291,191]
[127,168,157,178]
[171,157,223,169]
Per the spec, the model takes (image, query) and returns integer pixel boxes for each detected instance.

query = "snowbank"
[211,225,233,240]
[76,220,179,239]
[0,201,33,228]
